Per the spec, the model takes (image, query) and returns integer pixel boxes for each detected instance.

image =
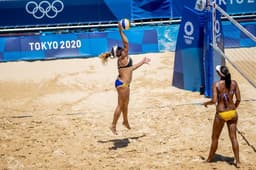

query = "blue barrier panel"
[0,19,255,62]
[223,21,256,48]
[172,0,197,18]
[0,0,131,28]
[172,7,205,91]
[157,24,180,52]
[171,0,256,16]
[0,0,254,28]
[217,0,256,14]
[0,28,159,62]
[132,0,171,20]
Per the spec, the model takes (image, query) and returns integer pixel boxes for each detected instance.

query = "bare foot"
[202,159,213,164]
[235,161,241,168]
[110,126,118,135]
[206,158,213,163]
[122,122,131,130]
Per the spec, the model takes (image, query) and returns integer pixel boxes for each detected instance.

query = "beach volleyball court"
[0,50,255,169]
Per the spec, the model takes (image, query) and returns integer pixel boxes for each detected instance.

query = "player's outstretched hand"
[143,57,151,64]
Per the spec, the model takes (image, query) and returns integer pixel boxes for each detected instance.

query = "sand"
[0,50,255,169]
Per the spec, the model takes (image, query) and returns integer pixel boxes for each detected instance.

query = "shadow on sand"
[98,134,146,150]
[200,154,235,166]
[212,154,235,165]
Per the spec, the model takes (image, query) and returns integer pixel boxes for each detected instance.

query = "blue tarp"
[0,0,255,28]
[132,0,171,19]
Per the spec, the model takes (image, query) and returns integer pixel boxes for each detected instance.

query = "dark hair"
[220,66,231,90]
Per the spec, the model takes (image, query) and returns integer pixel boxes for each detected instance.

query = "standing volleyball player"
[99,21,151,135]
[203,65,241,168]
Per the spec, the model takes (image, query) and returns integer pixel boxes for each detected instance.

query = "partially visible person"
[99,22,151,135]
[203,65,241,168]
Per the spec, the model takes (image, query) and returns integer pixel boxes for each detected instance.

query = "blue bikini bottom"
[115,79,129,88]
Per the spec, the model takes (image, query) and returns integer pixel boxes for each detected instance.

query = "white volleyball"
[120,18,130,30]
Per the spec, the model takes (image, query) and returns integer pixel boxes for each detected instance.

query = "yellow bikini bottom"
[218,110,236,121]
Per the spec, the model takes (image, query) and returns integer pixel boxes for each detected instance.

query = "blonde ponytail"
[99,52,112,64]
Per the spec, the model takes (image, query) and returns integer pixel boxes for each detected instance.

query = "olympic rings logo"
[26,0,64,19]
